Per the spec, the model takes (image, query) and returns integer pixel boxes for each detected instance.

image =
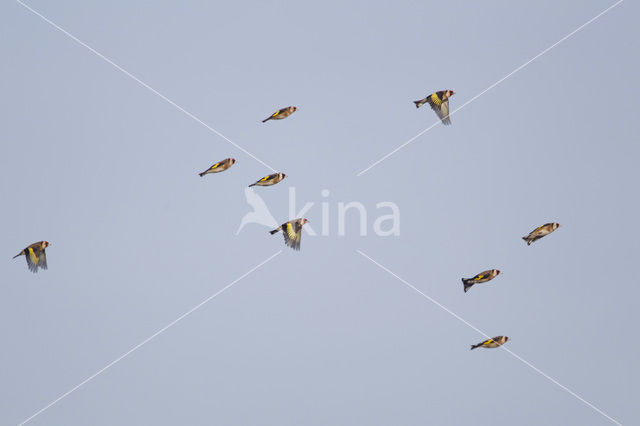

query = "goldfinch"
[262,106,297,123]
[199,158,236,176]
[462,269,501,293]
[414,90,455,125]
[470,336,509,350]
[249,172,286,187]
[522,222,560,245]
[13,241,50,273]
[269,218,309,250]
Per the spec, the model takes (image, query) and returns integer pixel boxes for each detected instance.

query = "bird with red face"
[470,336,509,350]
[262,106,297,123]
[414,90,455,125]
[249,172,286,187]
[522,222,560,245]
[270,218,309,250]
[461,269,501,293]
[13,241,51,273]
[198,158,236,177]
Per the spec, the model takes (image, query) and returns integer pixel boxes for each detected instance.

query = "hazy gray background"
[1,1,637,425]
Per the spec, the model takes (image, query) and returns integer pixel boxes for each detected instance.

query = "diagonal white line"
[356,250,622,426]
[356,0,624,176]
[15,0,276,173]
[18,250,282,426]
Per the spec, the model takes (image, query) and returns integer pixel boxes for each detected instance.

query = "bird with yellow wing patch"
[13,241,50,273]
[470,336,509,350]
[461,269,501,293]
[249,172,286,188]
[270,218,309,251]
[198,158,236,177]
[262,106,297,123]
[522,222,560,245]
[414,90,455,125]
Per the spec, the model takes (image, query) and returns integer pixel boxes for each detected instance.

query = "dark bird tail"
[262,117,271,123]
[413,100,423,108]
[269,228,280,235]
[12,252,22,259]
[462,278,474,293]
[470,344,480,350]
[522,237,531,245]
[248,183,256,187]
[198,172,206,177]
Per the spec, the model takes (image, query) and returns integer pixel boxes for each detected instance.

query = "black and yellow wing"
[480,338,494,347]
[473,270,494,282]
[425,92,452,125]
[282,221,302,250]
[200,160,229,176]
[25,246,46,273]
[259,174,276,183]
[250,173,277,187]
[426,92,444,108]
[263,108,285,122]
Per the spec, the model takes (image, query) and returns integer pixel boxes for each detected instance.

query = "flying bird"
[414,90,455,125]
[198,158,236,176]
[13,241,50,273]
[270,218,309,250]
[249,173,286,187]
[462,269,501,293]
[262,106,297,123]
[522,222,560,245]
[470,336,509,350]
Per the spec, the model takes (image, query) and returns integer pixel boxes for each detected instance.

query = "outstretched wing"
[282,222,302,250]
[437,100,451,125]
[25,247,42,273]
[427,92,443,109]
[39,250,48,270]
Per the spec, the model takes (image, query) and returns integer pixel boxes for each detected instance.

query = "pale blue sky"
[1,1,638,425]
